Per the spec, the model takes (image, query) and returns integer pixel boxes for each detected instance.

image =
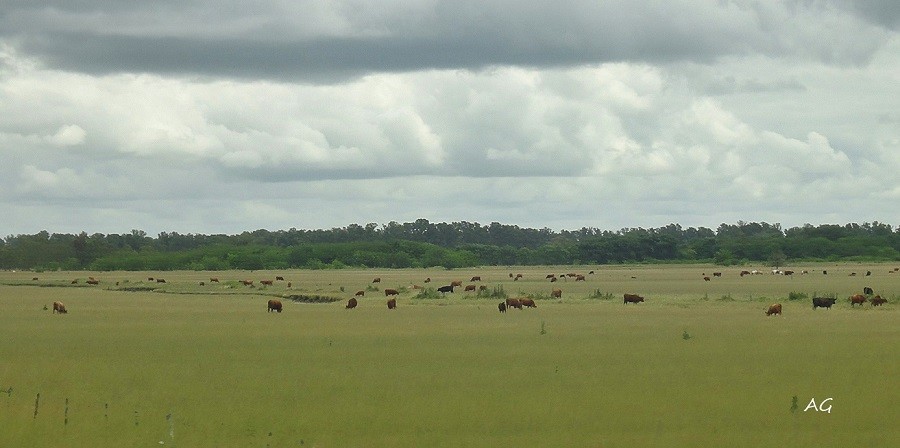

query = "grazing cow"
[424,277,431,283]
[470,276,481,282]
[260,280,274,286]
[521,298,537,308]
[156,278,166,283]
[355,290,365,297]
[210,277,220,283]
[783,270,794,276]
[241,280,254,286]
[822,270,827,275]
[765,303,782,316]
[86,279,100,285]
[863,286,874,296]
[505,298,523,310]
[464,285,476,292]
[275,276,285,281]
[740,270,751,277]
[498,302,506,313]
[813,297,837,309]
[575,275,586,281]
[372,277,381,283]
[550,277,558,282]
[849,294,867,307]
[71,279,78,284]
[551,289,562,298]
[865,271,871,276]
[384,288,400,297]
[32,277,38,281]
[546,274,556,279]
[267,299,283,313]
[703,276,711,282]
[515,273,523,280]
[849,272,857,276]
[387,298,397,309]
[451,280,463,287]
[412,285,423,290]
[148,277,154,281]
[589,270,595,274]
[346,298,358,309]
[479,285,488,291]
[870,296,887,307]
[437,285,454,294]
[199,281,205,286]
[509,273,514,278]
[624,293,644,304]
[713,272,722,277]
[52,301,67,314]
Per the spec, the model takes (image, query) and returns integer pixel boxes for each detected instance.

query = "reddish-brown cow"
[384,288,400,296]
[346,298,358,309]
[387,298,397,309]
[850,294,867,307]
[267,299,283,313]
[521,298,537,308]
[624,293,644,304]
[765,303,782,316]
[551,289,562,298]
[52,301,68,314]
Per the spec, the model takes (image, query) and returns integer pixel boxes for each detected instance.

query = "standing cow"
[624,293,644,304]
[498,302,507,313]
[765,303,782,316]
[384,288,400,297]
[52,301,68,314]
[849,294,867,307]
[813,297,837,309]
[387,298,397,309]
[521,298,537,308]
[267,299,283,313]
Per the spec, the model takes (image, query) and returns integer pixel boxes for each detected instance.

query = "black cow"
[863,286,874,295]
[437,285,454,294]
[812,297,837,309]
[498,302,506,313]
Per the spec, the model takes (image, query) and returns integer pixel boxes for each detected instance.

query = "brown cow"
[32,277,38,281]
[384,288,400,296]
[624,293,644,304]
[267,299,283,313]
[260,280,274,286]
[703,276,711,282]
[479,285,488,291]
[551,289,562,298]
[870,296,887,306]
[521,298,537,308]
[71,279,78,284]
[712,272,722,277]
[355,290,365,297]
[740,270,751,277]
[346,298,358,309]
[765,303,782,316]
[515,273,523,280]
[387,298,397,309]
[505,298,523,310]
[849,294,867,307]
[546,274,556,279]
[52,301,68,314]
[451,280,463,287]
[372,277,381,283]
[575,275,586,281]
[470,276,481,282]
[275,276,285,281]
[86,279,100,285]
[550,277,558,282]
[424,277,432,283]
[464,285,476,292]
[156,278,166,283]
[210,277,220,283]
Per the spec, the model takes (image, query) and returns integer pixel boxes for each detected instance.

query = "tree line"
[1,220,898,271]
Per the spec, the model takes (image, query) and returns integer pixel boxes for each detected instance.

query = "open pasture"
[1,264,897,447]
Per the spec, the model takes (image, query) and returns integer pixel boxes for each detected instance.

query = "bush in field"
[588,289,614,300]
[414,287,442,299]
[476,285,507,299]
[787,291,808,301]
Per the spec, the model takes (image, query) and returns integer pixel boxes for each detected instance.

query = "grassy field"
[1,264,897,447]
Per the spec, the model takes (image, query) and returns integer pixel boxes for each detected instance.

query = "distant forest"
[2,220,898,271]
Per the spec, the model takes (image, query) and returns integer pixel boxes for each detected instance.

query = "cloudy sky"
[1,1,898,236]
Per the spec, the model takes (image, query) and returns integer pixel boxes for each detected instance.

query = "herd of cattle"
[40,267,895,316]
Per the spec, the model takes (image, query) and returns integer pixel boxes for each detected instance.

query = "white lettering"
[803,397,833,413]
